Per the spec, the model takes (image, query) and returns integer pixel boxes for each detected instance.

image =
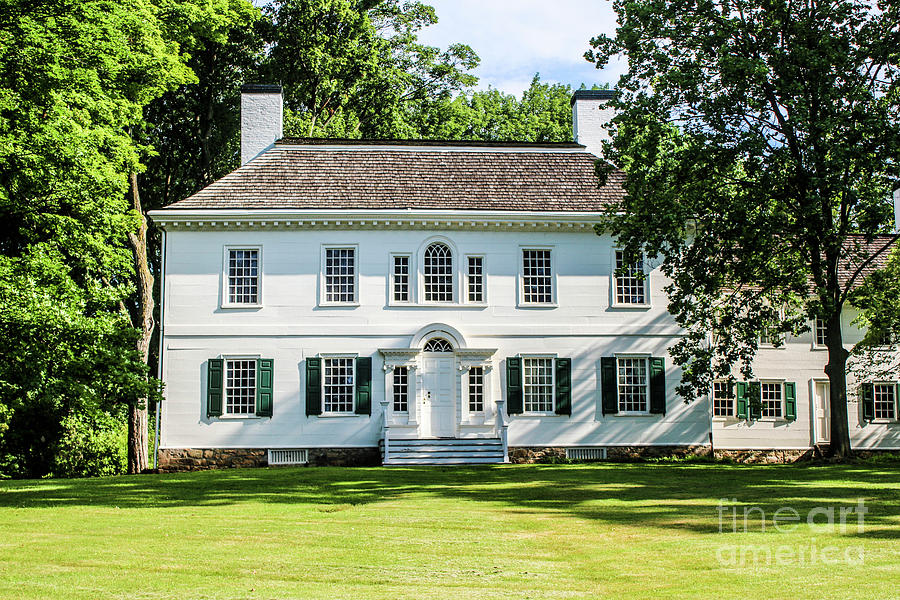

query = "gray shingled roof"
[166,141,624,211]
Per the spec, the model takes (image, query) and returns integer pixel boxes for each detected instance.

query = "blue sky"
[417,0,623,97]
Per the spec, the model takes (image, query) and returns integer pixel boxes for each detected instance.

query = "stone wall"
[158,447,380,472]
[713,448,815,464]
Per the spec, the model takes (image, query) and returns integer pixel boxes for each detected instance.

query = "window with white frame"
[225,359,256,415]
[712,380,733,417]
[523,357,554,412]
[392,367,409,413]
[614,250,647,305]
[424,242,453,302]
[760,382,783,418]
[522,249,553,304]
[392,255,411,302]
[874,383,897,420]
[323,357,355,413]
[617,357,649,412]
[468,367,485,412]
[815,318,828,347]
[467,256,485,303]
[227,249,259,305]
[324,247,356,303]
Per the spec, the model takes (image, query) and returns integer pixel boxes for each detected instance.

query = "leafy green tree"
[264,0,478,138]
[0,0,188,476]
[589,0,900,457]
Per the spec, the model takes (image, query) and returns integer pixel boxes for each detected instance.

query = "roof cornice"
[147,208,604,232]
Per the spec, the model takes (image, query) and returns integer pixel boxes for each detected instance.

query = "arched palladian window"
[423,338,453,352]
[424,242,453,302]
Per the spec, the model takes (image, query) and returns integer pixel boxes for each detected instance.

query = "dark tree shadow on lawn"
[1,463,898,537]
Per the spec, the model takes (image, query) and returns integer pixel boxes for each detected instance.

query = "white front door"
[421,355,456,438]
[814,381,830,443]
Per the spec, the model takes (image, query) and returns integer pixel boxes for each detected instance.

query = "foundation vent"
[268,448,308,465]
[566,447,607,461]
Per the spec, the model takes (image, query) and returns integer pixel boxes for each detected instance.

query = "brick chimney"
[571,89,616,158]
[241,84,283,165]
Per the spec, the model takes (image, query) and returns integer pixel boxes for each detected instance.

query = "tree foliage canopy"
[589,0,900,455]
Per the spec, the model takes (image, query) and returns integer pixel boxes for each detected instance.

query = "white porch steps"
[381,438,505,465]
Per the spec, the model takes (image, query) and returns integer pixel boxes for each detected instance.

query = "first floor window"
[614,250,646,305]
[325,247,356,303]
[227,249,259,304]
[392,367,408,412]
[617,357,648,412]
[713,381,733,417]
[392,255,410,302]
[468,367,485,412]
[323,357,355,412]
[874,383,897,420]
[467,256,485,303]
[522,249,553,304]
[523,357,554,412]
[761,382,782,418]
[226,359,256,414]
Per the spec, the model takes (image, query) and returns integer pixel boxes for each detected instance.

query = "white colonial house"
[147,86,900,469]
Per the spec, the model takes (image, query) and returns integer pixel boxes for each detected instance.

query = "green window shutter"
[649,357,666,414]
[306,358,322,416]
[783,381,797,421]
[749,382,763,420]
[355,357,372,415]
[555,358,571,416]
[601,357,618,415]
[207,358,223,418]
[736,382,748,419]
[256,359,273,417]
[862,383,875,421]
[506,357,523,414]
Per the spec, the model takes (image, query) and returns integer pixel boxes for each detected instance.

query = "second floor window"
[392,255,410,302]
[522,249,552,304]
[467,256,485,303]
[614,250,647,305]
[325,247,356,303]
[815,318,828,347]
[424,242,453,302]
[227,249,259,304]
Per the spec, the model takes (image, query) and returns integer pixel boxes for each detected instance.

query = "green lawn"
[0,462,898,599]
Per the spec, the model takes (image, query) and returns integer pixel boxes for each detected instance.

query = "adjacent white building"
[148,87,900,469]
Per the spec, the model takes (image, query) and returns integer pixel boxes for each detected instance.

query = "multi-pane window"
[874,384,897,420]
[424,242,453,302]
[815,318,828,347]
[392,367,409,413]
[761,382,783,418]
[713,381,733,417]
[323,358,354,413]
[423,338,453,352]
[522,249,553,304]
[468,367,485,412]
[615,250,646,305]
[225,359,256,414]
[227,249,259,304]
[324,248,356,303]
[523,357,554,412]
[392,255,410,302]
[467,256,485,303]
[617,357,648,412]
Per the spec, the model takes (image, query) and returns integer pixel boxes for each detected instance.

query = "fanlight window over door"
[424,242,453,302]
[423,338,453,352]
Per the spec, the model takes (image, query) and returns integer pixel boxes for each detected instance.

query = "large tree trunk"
[824,315,851,459]
[126,172,155,474]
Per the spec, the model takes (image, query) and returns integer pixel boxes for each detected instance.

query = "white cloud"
[418,0,621,96]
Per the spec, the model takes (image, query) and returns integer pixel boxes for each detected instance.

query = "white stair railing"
[494,398,509,463]
[380,398,391,465]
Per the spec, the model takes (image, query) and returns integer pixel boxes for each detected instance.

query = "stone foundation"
[157,447,380,472]
[509,445,712,464]
[713,449,815,464]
